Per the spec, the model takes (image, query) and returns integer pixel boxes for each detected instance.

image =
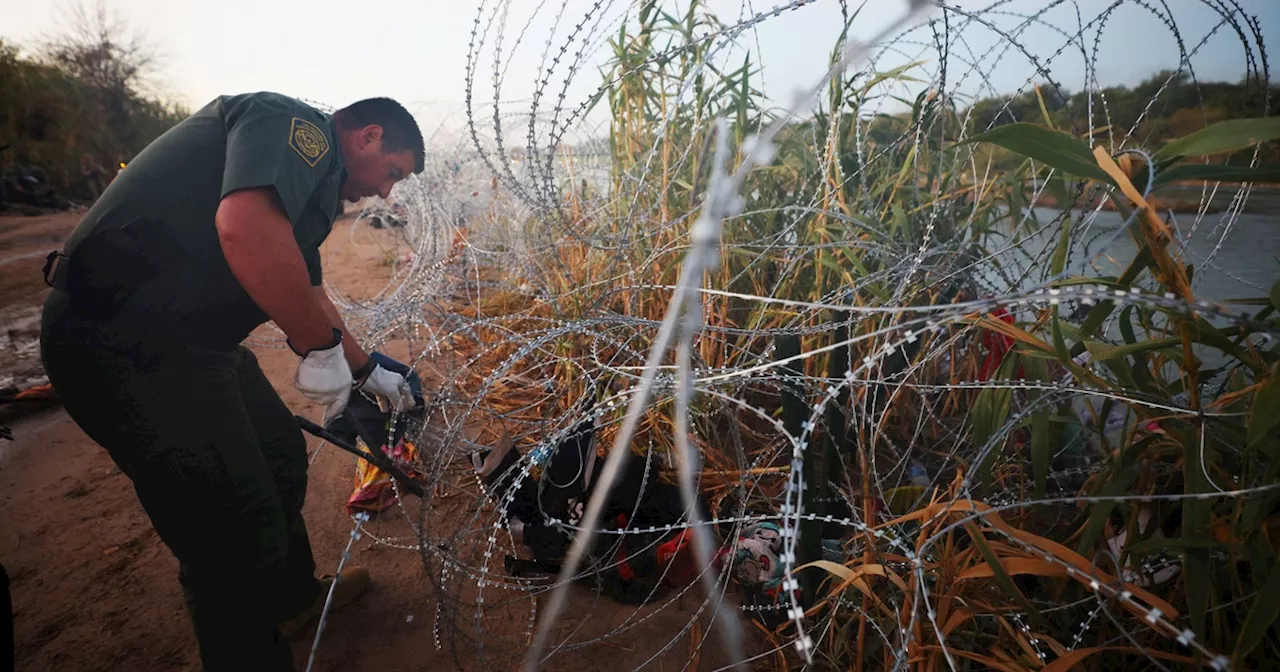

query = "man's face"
[339,124,417,202]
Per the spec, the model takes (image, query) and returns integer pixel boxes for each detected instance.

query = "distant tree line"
[847,70,1279,170]
[0,2,187,201]
[965,70,1280,162]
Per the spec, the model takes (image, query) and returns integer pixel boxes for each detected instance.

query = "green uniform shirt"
[58,92,345,351]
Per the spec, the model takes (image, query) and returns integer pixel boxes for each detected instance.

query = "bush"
[0,15,186,202]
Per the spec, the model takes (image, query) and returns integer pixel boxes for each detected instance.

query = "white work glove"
[356,364,417,411]
[293,332,352,421]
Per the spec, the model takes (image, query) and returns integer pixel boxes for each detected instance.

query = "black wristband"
[288,328,343,357]
[351,357,377,382]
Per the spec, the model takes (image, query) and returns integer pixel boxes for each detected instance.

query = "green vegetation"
[461,1,1280,667]
[966,70,1280,170]
[0,10,186,201]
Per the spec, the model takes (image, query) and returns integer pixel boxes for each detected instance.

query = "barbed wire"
[297,0,1277,669]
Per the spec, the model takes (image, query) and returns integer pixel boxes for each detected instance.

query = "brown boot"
[280,566,371,637]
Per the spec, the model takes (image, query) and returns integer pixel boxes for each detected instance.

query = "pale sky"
[1,0,1275,137]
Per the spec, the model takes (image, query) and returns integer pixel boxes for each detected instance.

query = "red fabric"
[613,514,636,581]
[656,529,697,587]
[979,308,1019,381]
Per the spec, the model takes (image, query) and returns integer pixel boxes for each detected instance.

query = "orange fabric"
[346,438,419,515]
[12,384,57,401]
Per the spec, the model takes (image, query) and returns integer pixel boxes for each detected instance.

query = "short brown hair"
[333,98,425,173]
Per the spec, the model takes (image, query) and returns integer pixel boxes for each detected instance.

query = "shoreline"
[1028,181,1279,214]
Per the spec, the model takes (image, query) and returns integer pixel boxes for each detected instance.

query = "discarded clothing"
[322,352,428,514]
[476,414,705,605]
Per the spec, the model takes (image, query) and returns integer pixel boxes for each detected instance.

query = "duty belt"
[42,251,68,291]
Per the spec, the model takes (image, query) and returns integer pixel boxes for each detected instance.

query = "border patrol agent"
[39,92,425,670]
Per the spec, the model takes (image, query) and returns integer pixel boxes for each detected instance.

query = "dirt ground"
[0,212,739,671]
[0,212,85,391]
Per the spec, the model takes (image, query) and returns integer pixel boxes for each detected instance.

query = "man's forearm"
[216,188,334,352]
[315,287,370,373]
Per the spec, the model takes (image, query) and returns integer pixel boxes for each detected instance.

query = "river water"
[987,204,1279,310]
[975,198,1277,384]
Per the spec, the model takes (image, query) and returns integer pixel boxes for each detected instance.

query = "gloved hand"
[356,363,417,411]
[293,331,352,420]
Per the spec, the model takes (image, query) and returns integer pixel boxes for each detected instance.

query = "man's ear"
[361,124,384,149]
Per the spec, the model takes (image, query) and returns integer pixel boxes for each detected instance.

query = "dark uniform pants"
[41,291,320,671]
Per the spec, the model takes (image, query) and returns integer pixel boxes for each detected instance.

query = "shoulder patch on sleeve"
[288,117,330,167]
